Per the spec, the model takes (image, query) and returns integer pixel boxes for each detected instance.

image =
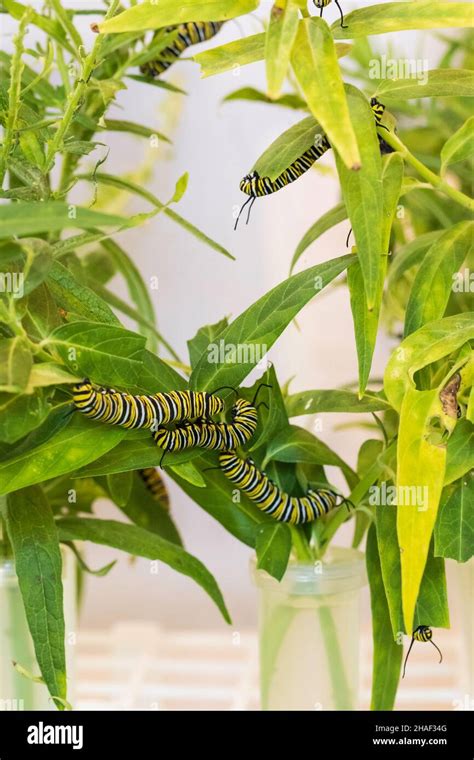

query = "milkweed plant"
[0,0,472,711]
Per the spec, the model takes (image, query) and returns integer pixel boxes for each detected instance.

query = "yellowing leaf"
[291,18,360,170]
[99,0,258,33]
[265,1,299,100]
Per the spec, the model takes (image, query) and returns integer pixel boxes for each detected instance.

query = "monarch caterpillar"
[139,468,170,511]
[235,99,388,229]
[402,626,443,679]
[72,380,225,431]
[218,452,340,524]
[313,0,348,29]
[140,21,224,77]
[153,397,259,455]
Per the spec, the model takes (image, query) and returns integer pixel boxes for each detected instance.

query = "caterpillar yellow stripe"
[72,380,224,431]
[219,452,339,525]
[153,398,258,453]
[140,21,224,77]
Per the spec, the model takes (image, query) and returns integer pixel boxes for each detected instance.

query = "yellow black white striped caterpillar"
[139,468,170,511]
[140,21,224,77]
[235,99,389,229]
[219,452,340,524]
[402,626,443,679]
[72,380,224,431]
[153,398,258,454]
[313,0,348,28]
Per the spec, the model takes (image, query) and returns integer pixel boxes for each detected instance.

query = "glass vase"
[252,546,367,711]
[0,545,76,711]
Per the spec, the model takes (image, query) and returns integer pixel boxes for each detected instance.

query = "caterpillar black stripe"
[140,21,224,77]
[219,452,339,524]
[153,398,258,453]
[139,468,170,511]
[235,98,390,229]
[402,626,443,679]
[72,380,224,430]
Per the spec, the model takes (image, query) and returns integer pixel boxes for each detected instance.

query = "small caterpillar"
[219,452,340,524]
[139,468,170,511]
[140,21,224,77]
[72,380,224,431]
[153,397,258,454]
[402,626,443,679]
[313,0,348,29]
[235,99,389,229]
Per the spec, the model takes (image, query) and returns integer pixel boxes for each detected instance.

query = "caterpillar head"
[73,378,92,392]
[415,625,432,641]
[313,0,325,7]
[239,170,259,193]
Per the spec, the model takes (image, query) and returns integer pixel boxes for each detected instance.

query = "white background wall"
[3,1,459,632]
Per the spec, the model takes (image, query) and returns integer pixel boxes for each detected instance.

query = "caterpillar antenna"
[346,227,353,248]
[256,401,269,412]
[234,197,252,231]
[430,638,443,665]
[251,382,273,407]
[246,196,256,225]
[210,385,239,397]
[335,0,348,28]
[402,636,416,679]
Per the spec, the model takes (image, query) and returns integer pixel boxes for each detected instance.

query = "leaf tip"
[90,23,100,34]
[351,162,362,172]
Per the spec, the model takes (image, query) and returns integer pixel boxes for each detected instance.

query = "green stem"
[290,526,313,562]
[318,605,354,710]
[0,10,30,188]
[44,0,120,176]
[380,128,474,213]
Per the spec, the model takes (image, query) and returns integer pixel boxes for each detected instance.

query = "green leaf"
[384,313,474,412]
[170,461,206,488]
[64,543,117,577]
[56,517,231,623]
[335,86,383,309]
[223,87,306,110]
[435,473,474,563]
[0,337,32,393]
[263,424,357,489]
[47,261,120,326]
[265,1,299,100]
[290,203,347,274]
[1,0,74,54]
[366,524,402,711]
[386,231,444,291]
[107,471,133,508]
[291,18,360,170]
[253,115,322,181]
[397,387,447,633]
[47,322,145,387]
[331,1,473,39]
[375,504,450,636]
[0,391,51,444]
[0,417,126,495]
[125,74,186,95]
[187,317,228,368]
[255,523,291,582]
[445,419,474,485]
[101,118,171,144]
[348,153,403,393]
[72,438,193,479]
[0,202,129,238]
[194,33,265,78]
[98,0,258,32]
[441,116,474,175]
[190,253,355,391]
[25,364,79,392]
[116,475,182,546]
[375,69,474,100]
[404,221,473,337]
[3,486,66,708]
[286,389,390,416]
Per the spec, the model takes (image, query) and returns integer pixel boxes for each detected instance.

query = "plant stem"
[0,10,30,188]
[318,605,354,710]
[290,526,313,562]
[44,0,120,176]
[380,128,474,213]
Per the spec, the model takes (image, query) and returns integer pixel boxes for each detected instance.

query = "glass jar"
[252,546,367,711]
